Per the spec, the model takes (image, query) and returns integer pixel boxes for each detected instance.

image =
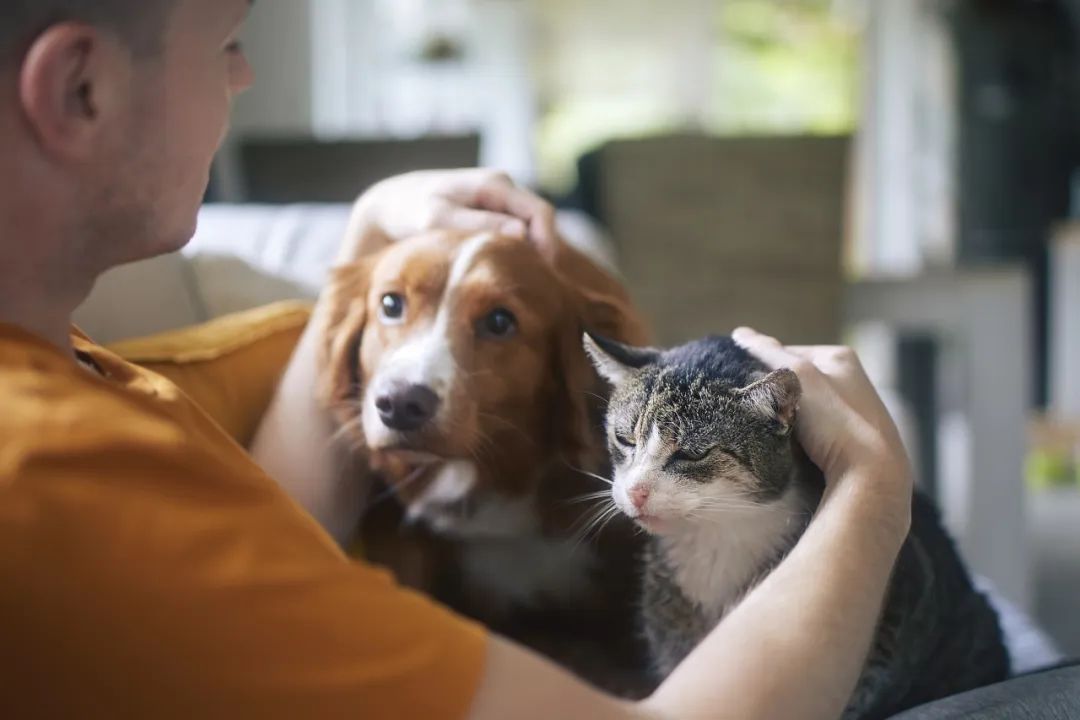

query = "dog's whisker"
[328,414,365,450]
[476,412,534,444]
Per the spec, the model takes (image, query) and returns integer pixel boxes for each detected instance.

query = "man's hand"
[733,327,913,536]
[340,169,558,264]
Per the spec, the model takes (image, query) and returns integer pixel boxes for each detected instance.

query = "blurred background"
[204,0,1079,655]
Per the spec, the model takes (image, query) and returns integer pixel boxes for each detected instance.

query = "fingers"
[354,168,560,259]
[734,329,862,385]
[439,205,528,240]
[741,331,904,456]
[732,327,804,372]
[785,346,862,375]
[476,184,558,248]
[439,168,515,197]
[734,328,911,495]
[446,170,559,252]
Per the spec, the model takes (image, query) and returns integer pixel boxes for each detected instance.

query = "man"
[0,1,915,718]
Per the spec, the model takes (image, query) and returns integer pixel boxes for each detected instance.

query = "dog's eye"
[673,447,711,463]
[380,293,405,322]
[479,308,517,338]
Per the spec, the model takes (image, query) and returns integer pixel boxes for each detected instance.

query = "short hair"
[0,1,175,65]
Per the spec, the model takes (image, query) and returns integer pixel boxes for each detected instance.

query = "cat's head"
[584,333,802,534]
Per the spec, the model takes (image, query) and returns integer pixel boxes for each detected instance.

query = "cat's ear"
[736,369,801,435]
[583,332,660,386]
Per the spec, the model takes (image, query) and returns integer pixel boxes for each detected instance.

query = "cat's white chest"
[661,488,805,618]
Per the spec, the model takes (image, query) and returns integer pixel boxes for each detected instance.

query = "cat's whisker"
[568,500,608,534]
[565,490,615,505]
[593,504,624,538]
[570,502,622,548]
[694,497,763,511]
[563,463,615,487]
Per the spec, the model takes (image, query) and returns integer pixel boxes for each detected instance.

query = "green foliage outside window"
[535,0,859,193]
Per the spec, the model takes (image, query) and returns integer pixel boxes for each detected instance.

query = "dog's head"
[319,229,646,538]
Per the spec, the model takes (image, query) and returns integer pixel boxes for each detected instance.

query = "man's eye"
[226,40,244,54]
[380,293,406,322]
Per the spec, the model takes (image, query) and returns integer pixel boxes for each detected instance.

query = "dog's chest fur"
[459,535,598,613]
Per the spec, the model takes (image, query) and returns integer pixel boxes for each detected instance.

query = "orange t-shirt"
[0,324,487,719]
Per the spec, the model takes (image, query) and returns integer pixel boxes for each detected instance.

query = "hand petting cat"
[732,326,913,540]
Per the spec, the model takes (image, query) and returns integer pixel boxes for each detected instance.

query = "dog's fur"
[318,229,653,695]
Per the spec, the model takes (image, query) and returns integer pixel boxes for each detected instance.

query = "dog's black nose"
[375,384,440,431]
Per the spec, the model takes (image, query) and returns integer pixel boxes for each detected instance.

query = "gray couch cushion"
[892,664,1080,719]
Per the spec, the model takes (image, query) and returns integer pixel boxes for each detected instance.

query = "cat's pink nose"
[629,485,651,510]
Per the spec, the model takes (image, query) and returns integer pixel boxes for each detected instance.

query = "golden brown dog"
[319,229,652,694]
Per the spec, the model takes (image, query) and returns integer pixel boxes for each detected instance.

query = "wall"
[214,0,316,200]
[230,0,315,134]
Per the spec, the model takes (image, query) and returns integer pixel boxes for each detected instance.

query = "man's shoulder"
[0,335,187,461]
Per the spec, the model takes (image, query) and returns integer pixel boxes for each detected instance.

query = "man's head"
[0,0,253,282]
[1,2,174,64]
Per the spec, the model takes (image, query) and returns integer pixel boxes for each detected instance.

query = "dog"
[318,228,653,695]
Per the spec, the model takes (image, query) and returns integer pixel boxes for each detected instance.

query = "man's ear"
[583,332,660,387]
[735,369,802,436]
[19,23,121,159]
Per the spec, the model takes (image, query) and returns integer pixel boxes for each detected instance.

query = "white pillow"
[185,203,621,319]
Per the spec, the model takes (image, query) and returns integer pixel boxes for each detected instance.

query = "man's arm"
[466,475,906,720]
[249,310,363,544]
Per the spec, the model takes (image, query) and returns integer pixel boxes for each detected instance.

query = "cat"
[584,333,1010,719]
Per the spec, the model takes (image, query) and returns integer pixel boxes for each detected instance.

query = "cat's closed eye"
[614,432,636,449]
[672,447,713,463]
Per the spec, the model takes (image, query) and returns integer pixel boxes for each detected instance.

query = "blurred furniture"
[893,662,1080,719]
[1030,486,1080,657]
[1051,223,1080,420]
[237,135,481,203]
[586,134,849,346]
[1040,223,1080,656]
[847,269,1032,610]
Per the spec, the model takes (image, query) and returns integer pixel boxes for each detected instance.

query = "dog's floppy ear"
[551,239,650,346]
[550,313,601,469]
[317,259,374,417]
[548,241,651,468]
